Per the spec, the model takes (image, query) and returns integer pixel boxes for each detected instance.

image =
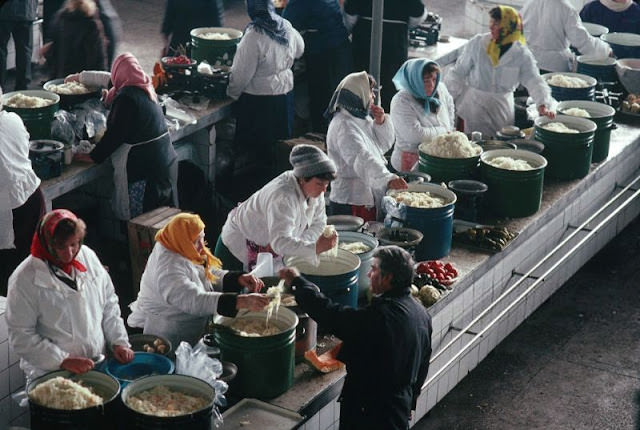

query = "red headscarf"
[104,52,157,106]
[30,209,87,275]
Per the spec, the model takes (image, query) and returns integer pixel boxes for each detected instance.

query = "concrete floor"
[7,1,640,428]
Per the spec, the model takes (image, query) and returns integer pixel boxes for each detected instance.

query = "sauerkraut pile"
[547,74,590,88]
[339,241,372,254]
[486,156,534,171]
[47,81,93,95]
[126,385,209,417]
[230,318,281,337]
[561,107,591,118]
[29,376,103,410]
[420,131,482,158]
[541,122,580,133]
[390,191,447,209]
[5,93,55,108]
[198,32,231,40]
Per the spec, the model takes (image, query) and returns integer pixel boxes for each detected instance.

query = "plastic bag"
[71,99,108,141]
[175,341,227,427]
[382,195,407,228]
[11,389,29,408]
[50,110,77,145]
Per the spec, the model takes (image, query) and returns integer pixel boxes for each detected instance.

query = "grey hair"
[372,245,415,291]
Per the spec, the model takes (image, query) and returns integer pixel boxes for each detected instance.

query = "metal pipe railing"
[423,172,640,390]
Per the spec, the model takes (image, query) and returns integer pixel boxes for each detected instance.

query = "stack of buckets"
[542,72,597,101]
[480,149,548,218]
[417,141,482,183]
[556,101,616,163]
[534,116,597,180]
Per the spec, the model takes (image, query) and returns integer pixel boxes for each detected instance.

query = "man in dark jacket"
[343,0,426,111]
[283,0,352,133]
[280,245,432,430]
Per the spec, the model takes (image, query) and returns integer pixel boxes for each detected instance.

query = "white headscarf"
[599,0,633,12]
[325,71,372,120]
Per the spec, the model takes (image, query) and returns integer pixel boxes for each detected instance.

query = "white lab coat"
[127,243,227,348]
[444,33,556,138]
[0,111,40,249]
[389,88,455,172]
[226,20,305,99]
[220,170,326,267]
[6,246,130,382]
[327,110,396,207]
[522,0,611,72]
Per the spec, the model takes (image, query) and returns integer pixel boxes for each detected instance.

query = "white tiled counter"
[265,118,640,430]
[0,298,29,430]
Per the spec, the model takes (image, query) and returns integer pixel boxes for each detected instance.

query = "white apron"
[142,312,207,350]
[110,131,171,220]
[458,86,515,138]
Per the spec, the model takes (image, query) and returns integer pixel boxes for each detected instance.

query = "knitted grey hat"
[290,144,336,178]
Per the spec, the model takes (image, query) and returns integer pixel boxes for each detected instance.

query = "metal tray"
[221,398,303,429]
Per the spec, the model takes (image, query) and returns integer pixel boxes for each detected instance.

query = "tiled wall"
[0,298,30,430]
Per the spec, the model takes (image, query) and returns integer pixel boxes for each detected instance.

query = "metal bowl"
[615,58,640,94]
[377,227,424,248]
[43,79,101,109]
[128,333,172,356]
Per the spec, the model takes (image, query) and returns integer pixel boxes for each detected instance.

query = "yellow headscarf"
[486,6,526,67]
[155,213,222,282]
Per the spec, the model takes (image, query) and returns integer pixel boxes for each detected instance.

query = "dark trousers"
[213,236,244,271]
[0,20,33,90]
[0,188,45,296]
[305,40,353,133]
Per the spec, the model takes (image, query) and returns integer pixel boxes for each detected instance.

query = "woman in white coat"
[0,85,45,296]
[6,209,134,384]
[389,59,455,172]
[522,0,612,73]
[225,0,305,187]
[128,213,268,348]
[326,71,408,222]
[444,6,556,138]
[215,144,339,271]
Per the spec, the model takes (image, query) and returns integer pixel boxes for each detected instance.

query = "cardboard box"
[128,207,183,295]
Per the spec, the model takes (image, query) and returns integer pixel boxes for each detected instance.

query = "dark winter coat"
[292,275,433,430]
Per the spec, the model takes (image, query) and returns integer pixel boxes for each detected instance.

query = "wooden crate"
[128,207,183,295]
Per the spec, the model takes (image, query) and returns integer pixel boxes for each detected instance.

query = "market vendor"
[214,144,338,271]
[444,6,556,138]
[279,245,433,430]
[389,58,455,172]
[325,71,408,222]
[6,209,134,384]
[128,213,268,348]
[580,0,640,35]
[0,85,46,297]
[225,0,304,188]
[522,0,612,73]
[65,52,178,220]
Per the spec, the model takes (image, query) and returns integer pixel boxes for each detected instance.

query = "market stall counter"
[40,97,234,211]
[220,116,640,430]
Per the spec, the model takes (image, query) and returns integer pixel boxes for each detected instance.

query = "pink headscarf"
[104,52,157,106]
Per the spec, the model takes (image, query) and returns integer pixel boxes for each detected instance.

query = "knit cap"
[290,144,336,178]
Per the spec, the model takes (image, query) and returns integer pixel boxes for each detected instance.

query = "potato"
[153,338,164,347]
[156,344,167,354]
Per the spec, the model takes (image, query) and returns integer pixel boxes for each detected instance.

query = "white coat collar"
[30,255,88,293]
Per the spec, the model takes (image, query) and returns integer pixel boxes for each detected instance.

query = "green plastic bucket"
[2,90,60,139]
[417,141,482,183]
[534,116,597,180]
[387,183,457,260]
[556,100,616,163]
[542,72,597,101]
[480,149,548,218]
[213,308,297,400]
[190,27,243,69]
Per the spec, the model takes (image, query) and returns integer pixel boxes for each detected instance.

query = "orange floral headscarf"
[486,6,526,67]
[30,209,87,275]
[155,213,222,282]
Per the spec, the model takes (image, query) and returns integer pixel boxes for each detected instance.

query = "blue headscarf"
[246,0,289,46]
[392,58,441,114]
